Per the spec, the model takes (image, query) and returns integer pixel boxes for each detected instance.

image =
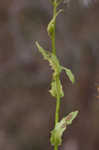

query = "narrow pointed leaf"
[65,110,79,125]
[35,42,61,75]
[62,66,75,84]
[35,41,50,60]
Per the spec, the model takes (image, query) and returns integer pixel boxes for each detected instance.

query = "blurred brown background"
[0,0,99,150]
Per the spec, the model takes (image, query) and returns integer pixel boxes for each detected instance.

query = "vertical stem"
[54,75,61,150]
[51,2,61,150]
[54,144,58,150]
[54,78,61,149]
[51,1,61,126]
[54,74,60,150]
[55,76,61,125]
[55,95,60,125]
[52,3,57,55]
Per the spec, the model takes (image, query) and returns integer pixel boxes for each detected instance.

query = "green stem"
[55,95,60,125]
[51,1,61,126]
[55,75,61,125]
[54,75,61,150]
[52,2,57,55]
[51,2,61,150]
[54,144,58,150]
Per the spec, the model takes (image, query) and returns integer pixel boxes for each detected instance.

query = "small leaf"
[62,66,75,84]
[65,110,79,125]
[47,9,63,38]
[35,41,50,60]
[50,110,79,146]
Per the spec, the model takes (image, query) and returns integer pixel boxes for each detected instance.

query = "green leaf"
[49,79,64,98]
[50,110,79,146]
[50,117,67,146]
[35,41,51,60]
[47,9,63,38]
[65,110,79,125]
[50,53,62,76]
[35,42,63,98]
[62,66,75,84]
[35,41,61,76]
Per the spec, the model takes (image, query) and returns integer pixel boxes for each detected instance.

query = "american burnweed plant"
[35,0,79,150]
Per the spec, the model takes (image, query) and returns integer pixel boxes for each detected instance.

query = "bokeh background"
[0,0,99,150]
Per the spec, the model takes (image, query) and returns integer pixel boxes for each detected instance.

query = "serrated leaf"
[50,110,79,146]
[62,66,75,84]
[35,41,63,98]
[35,41,61,75]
